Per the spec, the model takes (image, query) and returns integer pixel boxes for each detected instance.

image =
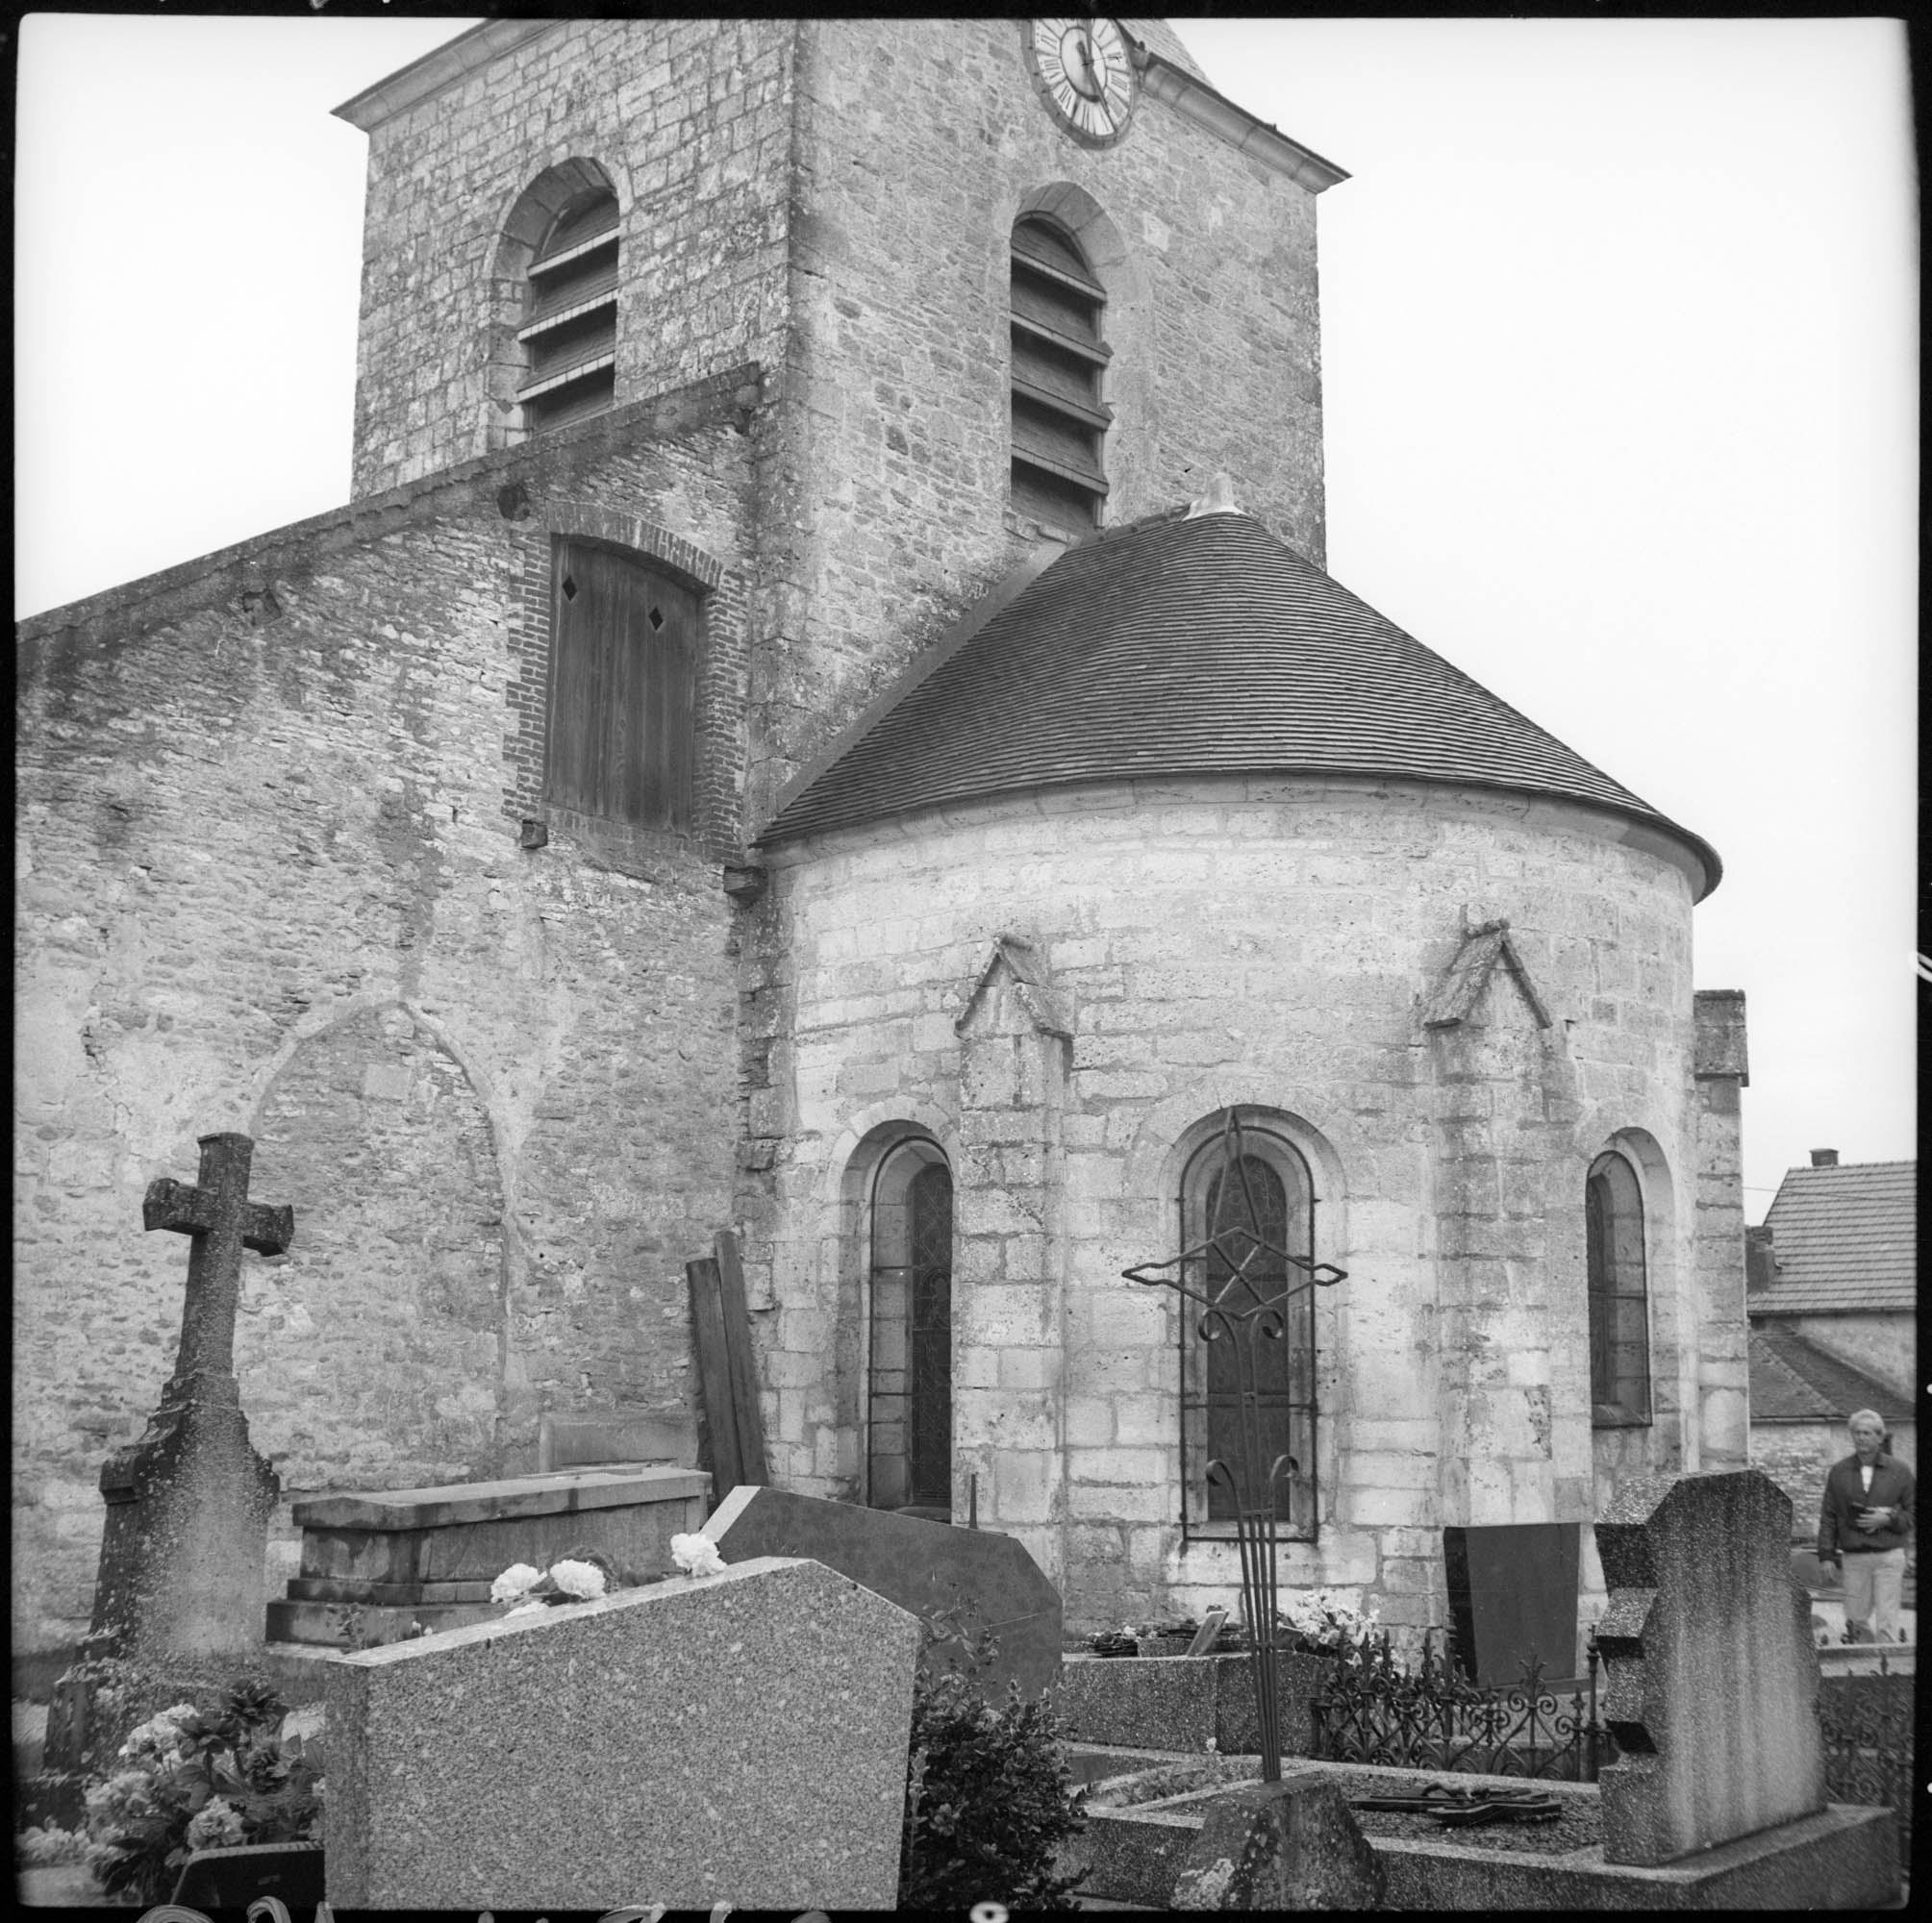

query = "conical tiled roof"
[762,509,1720,897]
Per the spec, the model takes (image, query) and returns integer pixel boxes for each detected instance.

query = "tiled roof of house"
[1747,1324,1915,1425]
[761,510,1720,896]
[1751,1160,1916,1315]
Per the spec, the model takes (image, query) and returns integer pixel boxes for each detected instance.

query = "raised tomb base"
[266,1464,710,1646]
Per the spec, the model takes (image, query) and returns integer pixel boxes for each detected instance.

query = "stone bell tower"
[334,17,1347,819]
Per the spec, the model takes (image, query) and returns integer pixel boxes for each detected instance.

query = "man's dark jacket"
[1818,1450,1916,1559]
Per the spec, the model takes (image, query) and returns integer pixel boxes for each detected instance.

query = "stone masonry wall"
[14,396,754,1650]
[750,777,1718,1631]
[350,18,796,497]
[756,17,1327,821]
[343,18,1329,827]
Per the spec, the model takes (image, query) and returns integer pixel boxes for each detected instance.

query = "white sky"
[13,13,1918,1216]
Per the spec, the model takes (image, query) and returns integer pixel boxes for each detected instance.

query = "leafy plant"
[899,1609,1087,1911]
[81,1678,321,1907]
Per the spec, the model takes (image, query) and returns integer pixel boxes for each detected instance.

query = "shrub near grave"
[899,1613,1087,1911]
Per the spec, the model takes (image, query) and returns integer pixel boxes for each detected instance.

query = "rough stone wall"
[756,17,1327,820]
[14,398,752,1650]
[753,777,1715,1630]
[350,18,795,497]
[1760,1312,1918,1403]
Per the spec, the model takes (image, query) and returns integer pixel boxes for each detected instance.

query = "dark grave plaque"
[172,1840,325,1911]
[1443,1522,1580,1684]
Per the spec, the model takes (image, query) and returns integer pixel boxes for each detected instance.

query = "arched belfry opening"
[1009,212,1111,531]
[866,1136,954,1518]
[488,159,621,443]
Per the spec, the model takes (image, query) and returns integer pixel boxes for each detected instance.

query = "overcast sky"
[14,13,1917,1216]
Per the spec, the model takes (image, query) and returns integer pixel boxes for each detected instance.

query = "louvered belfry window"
[1010,215,1111,530]
[547,540,697,832]
[519,191,619,433]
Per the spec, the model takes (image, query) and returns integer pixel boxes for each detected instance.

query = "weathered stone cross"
[143,1131,293,1391]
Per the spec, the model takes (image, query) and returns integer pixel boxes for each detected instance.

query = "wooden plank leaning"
[686,1254,742,1500]
[714,1229,768,1486]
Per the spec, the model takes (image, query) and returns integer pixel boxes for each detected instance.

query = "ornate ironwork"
[1818,1652,1912,1870]
[1314,1624,1615,1783]
[1121,1111,1347,1781]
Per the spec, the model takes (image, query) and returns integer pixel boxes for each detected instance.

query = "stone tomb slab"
[704,1484,1062,1698]
[324,1555,919,1911]
[1594,1468,1827,1864]
[268,1464,708,1645]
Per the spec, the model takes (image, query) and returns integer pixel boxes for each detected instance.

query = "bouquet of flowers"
[1275,1587,1379,1655]
[489,1548,619,1616]
[81,1681,321,1907]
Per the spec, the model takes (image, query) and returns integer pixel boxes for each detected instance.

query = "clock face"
[1026,17,1137,143]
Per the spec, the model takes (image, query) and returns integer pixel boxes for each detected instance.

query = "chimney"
[1809,1148,1839,1168]
[1744,1224,1777,1292]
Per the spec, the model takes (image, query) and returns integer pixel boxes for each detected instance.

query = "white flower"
[547,1558,607,1600]
[489,1562,543,1604]
[85,1769,156,1829]
[504,1600,550,1619]
[186,1797,246,1852]
[670,1533,726,1579]
[117,1703,196,1762]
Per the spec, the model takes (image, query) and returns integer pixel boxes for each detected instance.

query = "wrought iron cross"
[143,1132,293,1392]
[1121,1109,1347,1781]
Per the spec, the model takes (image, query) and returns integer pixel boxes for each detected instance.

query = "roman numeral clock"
[1023,16,1140,145]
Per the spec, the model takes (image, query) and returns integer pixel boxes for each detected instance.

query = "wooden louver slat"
[1010,214,1108,529]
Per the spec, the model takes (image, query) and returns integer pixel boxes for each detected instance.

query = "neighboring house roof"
[761,510,1720,896]
[1751,1160,1916,1316]
[1748,1323,1916,1425]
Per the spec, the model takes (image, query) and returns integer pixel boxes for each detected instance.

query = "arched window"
[518,187,619,433]
[1009,214,1111,530]
[1586,1151,1650,1426]
[1177,1121,1318,1539]
[866,1137,953,1518]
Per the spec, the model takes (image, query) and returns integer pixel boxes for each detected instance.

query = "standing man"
[1818,1409,1915,1642]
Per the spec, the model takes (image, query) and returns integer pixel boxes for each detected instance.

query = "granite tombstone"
[1594,1468,1826,1863]
[703,1483,1062,1697]
[324,1555,918,1910]
[1443,1521,1581,1683]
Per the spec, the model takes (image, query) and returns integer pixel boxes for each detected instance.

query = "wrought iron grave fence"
[1312,1624,1614,1783]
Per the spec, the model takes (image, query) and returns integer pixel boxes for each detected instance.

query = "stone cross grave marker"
[89,1132,292,1659]
[1594,1467,1827,1864]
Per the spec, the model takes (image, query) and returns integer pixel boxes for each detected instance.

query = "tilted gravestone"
[1594,1469,1826,1863]
[703,1484,1062,1698]
[90,1132,292,1661]
[323,1556,919,1910]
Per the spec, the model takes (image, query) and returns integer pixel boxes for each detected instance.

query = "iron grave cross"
[143,1132,293,1391]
